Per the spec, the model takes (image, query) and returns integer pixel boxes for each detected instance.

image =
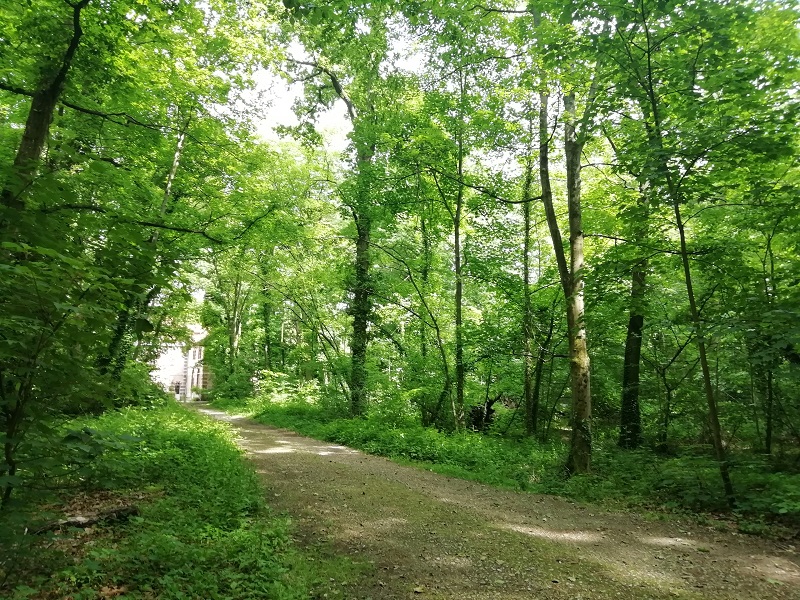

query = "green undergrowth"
[213,385,800,535]
[1,402,361,600]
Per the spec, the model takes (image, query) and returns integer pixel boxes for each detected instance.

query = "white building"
[152,325,211,400]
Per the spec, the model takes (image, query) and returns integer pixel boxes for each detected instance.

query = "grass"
[0,401,363,600]
[212,380,800,535]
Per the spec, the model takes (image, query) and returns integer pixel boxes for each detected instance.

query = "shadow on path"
[193,405,800,600]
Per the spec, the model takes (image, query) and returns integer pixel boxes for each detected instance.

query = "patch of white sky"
[248,10,536,186]
[250,17,427,157]
[250,48,352,155]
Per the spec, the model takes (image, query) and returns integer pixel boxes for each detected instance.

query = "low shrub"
[1,403,329,599]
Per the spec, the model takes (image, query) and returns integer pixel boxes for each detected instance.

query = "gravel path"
[194,405,800,600]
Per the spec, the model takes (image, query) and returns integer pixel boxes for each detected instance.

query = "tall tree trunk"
[761,236,777,454]
[1,0,91,215]
[619,259,646,448]
[420,211,431,362]
[538,93,569,292]
[765,370,774,455]
[350,207,371,416]
[451,72,467,431]
[563,92,592,475]
[532,309,555,440]
[673,199,735,504]
[454,184,464,430]
[523,154,537,436]
[538,90,573,447]
[636,3,734,504]
[300,62,374,417]
[263,294,273,371]
[538,90,590,464]
[100,125,187,376]
[658,380,672,451]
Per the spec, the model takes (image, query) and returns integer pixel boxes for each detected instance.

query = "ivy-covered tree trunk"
[350,206,371,417]
[619,260,646,449]
[100,124,188,378]
[452,72,467,431]
[453,183,464,430]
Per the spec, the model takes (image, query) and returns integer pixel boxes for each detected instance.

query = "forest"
[1,0,799,597]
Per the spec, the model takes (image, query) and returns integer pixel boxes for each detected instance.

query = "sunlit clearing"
[742,556,800,584]
[316,444,358,456]
[503,523,601,543]
[640,536,697,548]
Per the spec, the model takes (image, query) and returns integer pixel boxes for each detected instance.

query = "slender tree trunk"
[1,398,23,508]
[563,92,592,475]
[538,89,593,473]
[761,237,776,454]
[538,90,572,448]
[619,259,646,448]
[637,3,733,503]
[454,189,464,429]
[280,318,286,369]
[263,295,273,371]
[538,92,569,298]
[532,310,555,439]
[765,370,773,454]
[523,204,537,436]
[100,124,188,376]
[452,73,466,431]
[658,381,672,451]
[673,199,735,504]
[522,132,537,435]
[420,212,431,362]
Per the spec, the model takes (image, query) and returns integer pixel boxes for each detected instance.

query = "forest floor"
[194,404,800,600]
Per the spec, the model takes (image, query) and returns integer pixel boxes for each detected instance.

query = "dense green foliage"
[1,402,355,599]
[198,0,800,512]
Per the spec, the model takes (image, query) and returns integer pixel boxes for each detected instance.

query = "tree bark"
[673,198,735,504]
[1,0,91,215]
[350,207,371,416]
[563,92,592,475]
[452,71,467,431]
[619,259,646,448]
[523,154,537,436]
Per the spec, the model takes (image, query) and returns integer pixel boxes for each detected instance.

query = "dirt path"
[195,406,799,600]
